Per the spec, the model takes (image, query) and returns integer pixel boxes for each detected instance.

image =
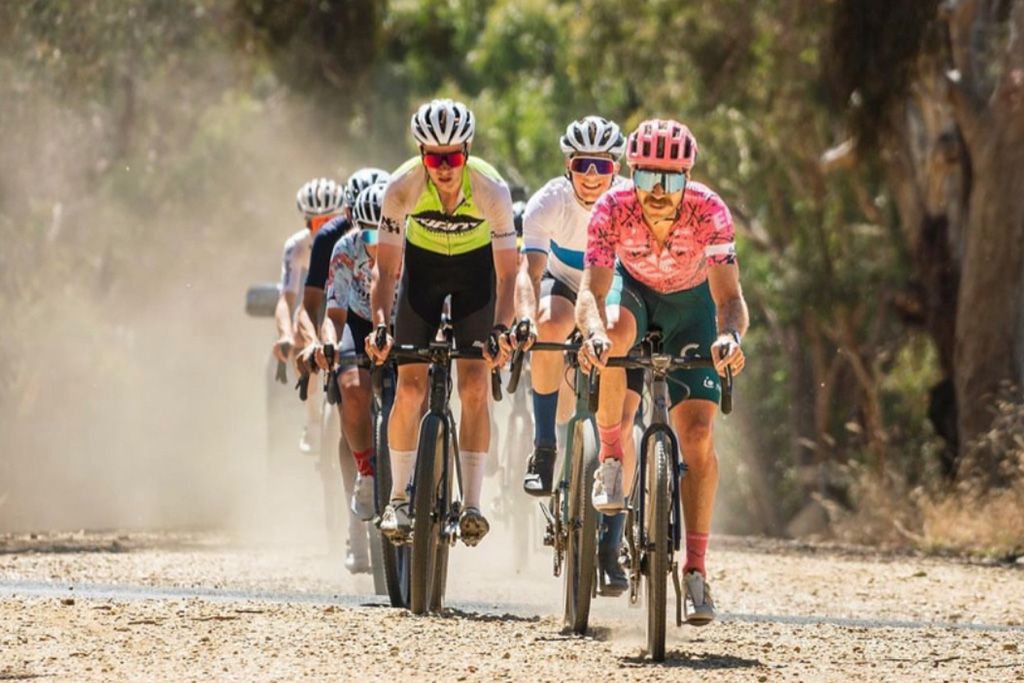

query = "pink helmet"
[626,119,698,171]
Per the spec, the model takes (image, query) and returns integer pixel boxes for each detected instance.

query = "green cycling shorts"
[617,270,721,408]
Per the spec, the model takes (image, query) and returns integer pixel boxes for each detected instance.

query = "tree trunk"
[947,0,1024,452]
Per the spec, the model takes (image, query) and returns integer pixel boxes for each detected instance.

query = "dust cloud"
[0,59,386,539]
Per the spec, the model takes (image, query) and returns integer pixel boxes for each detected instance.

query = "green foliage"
[0,0,953,535]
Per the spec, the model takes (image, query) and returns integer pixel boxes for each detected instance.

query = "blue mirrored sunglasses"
[633,168,687,193]
[360,227,379,245]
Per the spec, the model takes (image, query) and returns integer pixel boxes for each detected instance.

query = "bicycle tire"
[563,422,600,634]
[428,415,458,612]
[646,433,671,661]
[409,415,445,615]
[375,399,409,608]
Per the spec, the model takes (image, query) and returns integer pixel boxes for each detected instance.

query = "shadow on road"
[440,607,541,624]
[620,650,763,670]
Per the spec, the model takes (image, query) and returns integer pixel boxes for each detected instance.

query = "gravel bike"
[592,329,733,661]
[518,332,601,634]
[375,323,503,614]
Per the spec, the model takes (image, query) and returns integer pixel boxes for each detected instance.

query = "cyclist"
[367,98,518,547]
[515,116,641,595]
[318,181,393,524]
[576,119,748,625]
[272,177,346,453]
[296,168,390,369]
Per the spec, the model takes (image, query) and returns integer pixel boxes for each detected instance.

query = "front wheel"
[375,393,409,608]
[563,422,599,634]
[409,415,447,615]
[645,433,672,661]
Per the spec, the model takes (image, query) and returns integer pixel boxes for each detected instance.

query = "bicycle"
[516,331,601,634]
[297,347,387,593]
[374,324,503,615]
[591,329,733,661]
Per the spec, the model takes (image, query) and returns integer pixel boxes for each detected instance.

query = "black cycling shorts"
[341,310,373,356]
[394,241,495,351]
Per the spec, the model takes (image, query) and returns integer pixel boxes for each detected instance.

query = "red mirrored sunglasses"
[421,151,467,169]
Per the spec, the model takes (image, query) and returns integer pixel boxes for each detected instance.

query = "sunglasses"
[633,168,687,193]
[569,157,616,175]
[421,150,467,169]
[360,227,379,245]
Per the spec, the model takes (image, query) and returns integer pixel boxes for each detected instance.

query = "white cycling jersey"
[521,175,627,291]
[280,228,312,297]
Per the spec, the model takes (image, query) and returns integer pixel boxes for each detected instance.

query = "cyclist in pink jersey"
[576,119,749,626]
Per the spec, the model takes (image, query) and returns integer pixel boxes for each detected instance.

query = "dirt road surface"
[2,531,1022,681]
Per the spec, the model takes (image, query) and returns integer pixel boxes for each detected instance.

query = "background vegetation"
[1,0,1021,556]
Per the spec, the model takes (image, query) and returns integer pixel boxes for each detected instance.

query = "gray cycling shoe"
[379,501,412,543]
[683,569,716,626]
[458,507,490,547]
[592,458,625,513]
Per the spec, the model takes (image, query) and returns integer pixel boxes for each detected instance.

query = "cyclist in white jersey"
[272,177,345,453]
[515,116,641,595]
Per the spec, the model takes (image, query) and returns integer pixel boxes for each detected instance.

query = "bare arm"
[493,246,519,329]
[295,287,324,348]
[707,263,749,338]
[370,239,402,328]
[322,307,348,348]
[707,263,748,375]
[514,251,548,322]
[275,291,297,340]
[575,265,615,339]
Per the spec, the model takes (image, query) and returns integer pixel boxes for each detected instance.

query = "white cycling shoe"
[298,426,320,455]
[350,473,375,521]
[591,458,625,513]
[683,569,716,626]
[379,501,412,543]
[344,528,371,575]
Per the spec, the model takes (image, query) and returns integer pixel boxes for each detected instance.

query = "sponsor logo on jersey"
[412,210,484,234]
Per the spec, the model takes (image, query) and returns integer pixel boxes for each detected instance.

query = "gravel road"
[2,531,1022,681]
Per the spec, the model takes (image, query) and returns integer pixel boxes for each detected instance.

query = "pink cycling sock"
[684,531,709,575]
[597,424,623,462]
[352,448,374,477]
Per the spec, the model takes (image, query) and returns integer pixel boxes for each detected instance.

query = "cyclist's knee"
[342,383,370,414]
[456,367,489,406]
[678,417,714,457]
[394,377,426,408]
[607,317,635,348]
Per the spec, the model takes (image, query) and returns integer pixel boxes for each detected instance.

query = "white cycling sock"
[459,450,487,510]
[389,449,416,502]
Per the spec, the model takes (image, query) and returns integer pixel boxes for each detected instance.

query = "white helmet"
[353,181,387,228]
[410,98,475,147]
[559,116,626,158]
[296,177,345,218]
[345,167,390,206]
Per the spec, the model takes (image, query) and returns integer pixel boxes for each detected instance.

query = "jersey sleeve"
[305,221,340,290]
[521,182,557,254]
[471,170,517,252]
[701,193,737,266]
[584,192,619,270]
[325,236,355,311]
[279,230,306,296]
[378,161,423,248]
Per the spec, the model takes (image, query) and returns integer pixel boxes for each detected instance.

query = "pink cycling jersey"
[584,180,736,294]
